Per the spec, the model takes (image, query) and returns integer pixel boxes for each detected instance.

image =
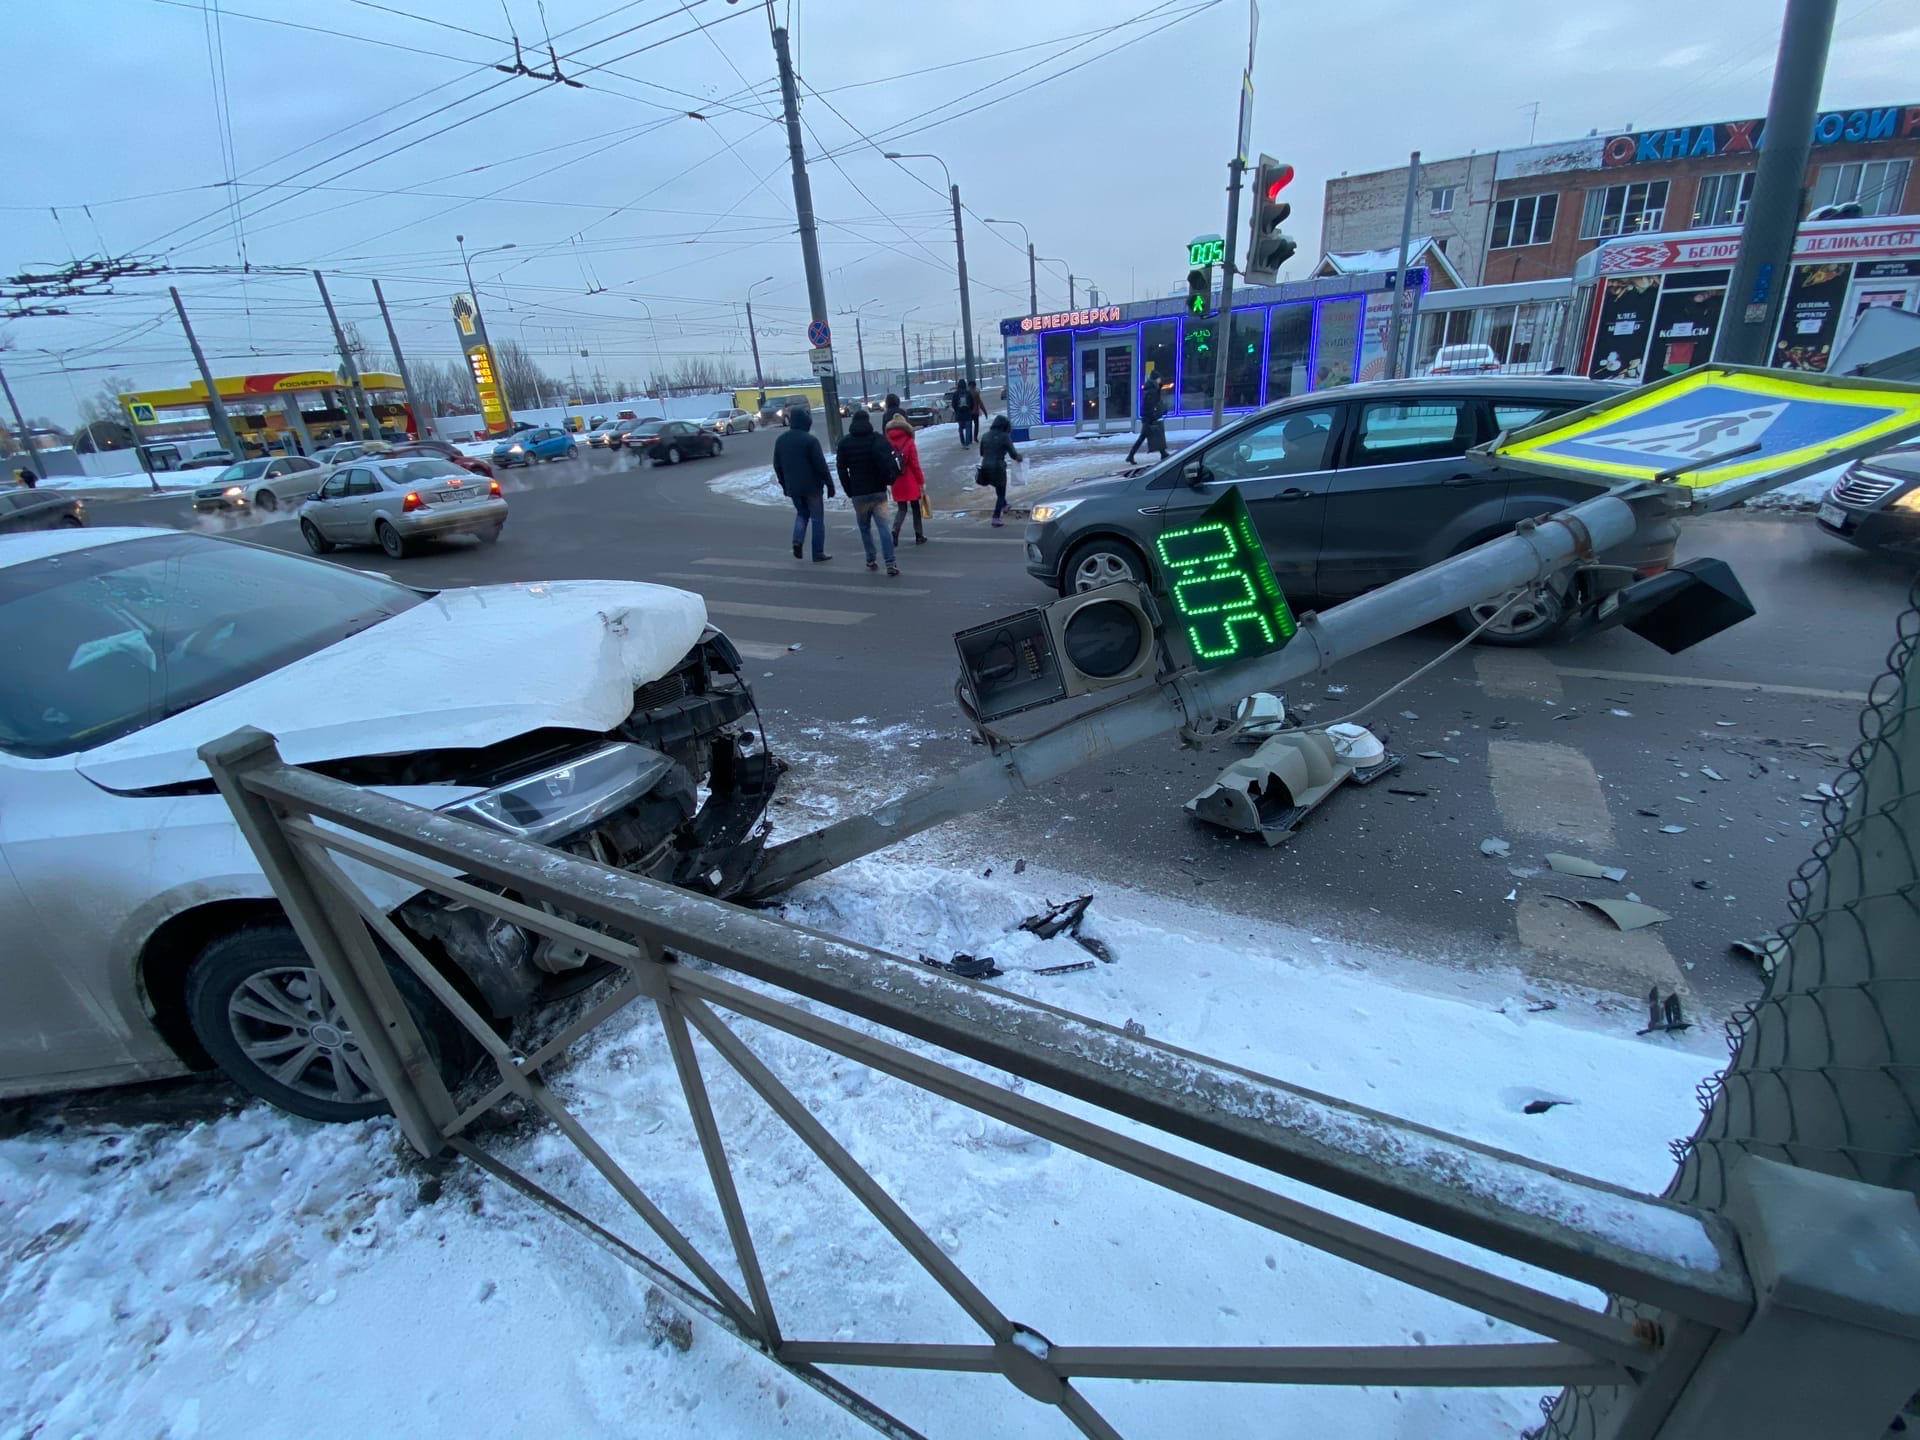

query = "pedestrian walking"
[951,377,977,448]
[835,409,902,575]
[978,413,1021,527]
[882,391,903,423]
[14,467,38,490]
[1126,371,1170,465]
[968,381,986,432]
[886,409,928,546]
[773,406,834,562]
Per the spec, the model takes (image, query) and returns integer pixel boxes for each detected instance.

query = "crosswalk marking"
[732,639,792,661]
[705,598,869,626]
[1487,739,1614,849]
[658,570,929,597]
[1474,649,1563,702]
[1553,666,1866,703]
[692,556,966,578]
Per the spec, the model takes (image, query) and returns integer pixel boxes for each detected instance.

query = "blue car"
[492,426,577,467]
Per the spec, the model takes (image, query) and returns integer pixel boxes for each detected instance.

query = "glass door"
[1077,337,1136,433]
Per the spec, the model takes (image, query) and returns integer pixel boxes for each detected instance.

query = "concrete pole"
[854,315,869,405]
[772,24,843,446]
[1209,156,1248,430]
[746,300,766,412]
[1712,0,1839,365]
[372,279,428,440]
[314,272,373,441]
[901,323,912,399]
[952,184,978,387]
[279,395,314,455]
[0,364,33,465]
[169,286,241,458]
[1069,273,1077,308]
[1387,151,1421,381]
[1028,243,1038,316]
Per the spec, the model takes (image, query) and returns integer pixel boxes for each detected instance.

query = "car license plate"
[1817,502,1846,528]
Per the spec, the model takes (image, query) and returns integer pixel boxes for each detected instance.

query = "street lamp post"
[628,297,667,394]
[455,236,516,342]
[838,297,878,405]
[886,151,977,387]
[983,218,1037,316]
[745,275,775,414]
[899,306,919,399]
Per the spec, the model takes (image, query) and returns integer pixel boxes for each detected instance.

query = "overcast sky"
[4,0,1916,422]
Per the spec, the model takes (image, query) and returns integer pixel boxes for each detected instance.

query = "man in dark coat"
[951,378,977,449]
[773,406,834,561]
[835,409,902,574]
[1127,371,1170,465]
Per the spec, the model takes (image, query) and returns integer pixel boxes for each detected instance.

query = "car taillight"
[402,490,424,513]
[488,479,502,496]
[1635,561,1669,578]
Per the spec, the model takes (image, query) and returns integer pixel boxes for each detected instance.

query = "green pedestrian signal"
[1187,266,1211,318]
[1154,486,1296,668]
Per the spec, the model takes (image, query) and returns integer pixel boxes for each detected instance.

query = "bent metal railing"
[201,724,1761,1439]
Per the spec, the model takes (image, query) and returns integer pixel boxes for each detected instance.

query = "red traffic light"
[1263,163,1295,202]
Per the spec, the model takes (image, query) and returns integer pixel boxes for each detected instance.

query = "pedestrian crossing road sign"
[127,401,157,425]
[1489,365,1920,492]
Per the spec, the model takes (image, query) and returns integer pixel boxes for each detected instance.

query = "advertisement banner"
[1587,277,1660,381]
[1645,278,1727,379]
[1004,330,1041,432]
[466,343,511,436]
[1771,263,1851,371]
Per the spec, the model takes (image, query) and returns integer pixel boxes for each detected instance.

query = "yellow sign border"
[1496,367,1920,488]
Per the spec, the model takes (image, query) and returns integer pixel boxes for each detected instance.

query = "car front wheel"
[1455,583,1568,646]
[300,518,333,554]
[185,926,473,1122]
[1061,537,1148,596]
[254,489,279,513]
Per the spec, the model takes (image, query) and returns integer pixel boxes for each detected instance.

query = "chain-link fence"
[1541,576,1920,1439]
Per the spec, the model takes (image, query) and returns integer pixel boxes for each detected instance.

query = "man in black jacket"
[773,406,835,561]
[835,409,901,575]
[1127,371,1170,465]
[951,378,977,449]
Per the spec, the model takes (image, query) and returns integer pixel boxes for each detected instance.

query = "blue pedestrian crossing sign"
[1491,366,1920,492]
[806,318,831,348]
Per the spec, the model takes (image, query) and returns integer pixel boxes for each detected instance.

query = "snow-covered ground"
[2,748,1726,1439]
[38,471,194,494]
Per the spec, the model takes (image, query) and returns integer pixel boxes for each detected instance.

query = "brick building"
[1322,103,1920,288]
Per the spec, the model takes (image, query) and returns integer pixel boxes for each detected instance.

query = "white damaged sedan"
[0,528,779,1119]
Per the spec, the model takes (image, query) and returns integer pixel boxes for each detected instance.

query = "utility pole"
[372,279,428,440]
[854,315,868,405]
[901,324,912,398]
[1714,0,1839,365]
[1027,244,1038,315]
[1387,151,1421,381]
[1208,157,1249,429]
[746,301,766,412]
[170,286,241,458]
[315,272,374,440]
[0,366,33,466]
[772,23,842,445]
[1069,274,1076,308]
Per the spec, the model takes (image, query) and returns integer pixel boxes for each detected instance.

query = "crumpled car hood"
[76,579,709,791]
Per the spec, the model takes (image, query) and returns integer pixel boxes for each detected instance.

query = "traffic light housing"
[1187,266,1211,318]
[1245,155,1298,285]
[954,586,1161,723]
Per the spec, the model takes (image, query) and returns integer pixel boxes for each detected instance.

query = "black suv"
[1024,376,1672,645]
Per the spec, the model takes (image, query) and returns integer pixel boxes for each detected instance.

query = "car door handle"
[1442,472,1495,487]
[1273,487,1312,501]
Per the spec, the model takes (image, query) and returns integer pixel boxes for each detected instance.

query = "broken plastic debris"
[1417,751,1460,763]
[1545,852,1626,882]
[1638,987,1690,1036]
[1020,895,1093,941]
[787,642,803,651]
[1033,959,1096,976]
[1660,824,1688,834]
[1715,720,1735,727]
[1609,708,1633,717]
[1325,684,1348,696]
[1504,888,1517,902]
[1701,767,1726,782]
[1399,710,1419,720]
[1480,837,1511,858]
[1551,895,1670,931]
[1122,1018,1147,1038]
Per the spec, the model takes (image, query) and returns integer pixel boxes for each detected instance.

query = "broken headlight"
[443,742,673,844]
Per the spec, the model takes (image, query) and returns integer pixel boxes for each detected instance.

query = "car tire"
[712,438,723,455]
[185,925,476,1123]
[300,519,334,554]
[1454,583,1568,647]
[57,513,84,528]
[566,446,577,459]
[254,489,279,513]
[666,445,682,465]
[376,520,409,560]
[1060,536,1149,596]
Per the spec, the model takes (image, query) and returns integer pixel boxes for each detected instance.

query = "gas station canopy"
[120,369,406,415]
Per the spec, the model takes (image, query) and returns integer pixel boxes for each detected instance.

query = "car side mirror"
[1181,456,1207,488]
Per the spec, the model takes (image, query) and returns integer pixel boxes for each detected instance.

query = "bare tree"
[80,374,140,427]
[414,358,478,416]
[491,337,555,409]
[663,355,748,393]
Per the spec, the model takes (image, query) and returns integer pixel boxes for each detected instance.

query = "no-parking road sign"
[806,318,831,348]
[1488,365,1920,502]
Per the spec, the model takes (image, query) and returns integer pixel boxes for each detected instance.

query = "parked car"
[491,426,577,467]
[1023,377,1668,646]
[0,525,777,1120]
[1427,344,1503,376]
[299,455,508,558]
[0,490,84,533]
[190,455,329,514]
[384,438,493,479]
[633,419,722,465]
[179,449,236,470]
[586,421,627,449]
[703,408,756,435]
[1815,442,1920,560]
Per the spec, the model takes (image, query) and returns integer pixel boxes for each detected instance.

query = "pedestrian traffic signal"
[1245,155,1298,285]
[953,586,1161,722]
[1187,266,1211,318]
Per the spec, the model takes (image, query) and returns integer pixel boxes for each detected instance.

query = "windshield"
[214,460,271,483]
[383,459,465,483]
[633,422,664,435]
[0,532,423,758]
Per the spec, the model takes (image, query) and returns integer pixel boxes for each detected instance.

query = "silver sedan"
[298,456,507,559]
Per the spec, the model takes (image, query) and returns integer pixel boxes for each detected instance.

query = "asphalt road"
[89,435,1917,1021]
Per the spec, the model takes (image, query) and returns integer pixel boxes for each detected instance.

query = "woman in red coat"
[885,408,928,545]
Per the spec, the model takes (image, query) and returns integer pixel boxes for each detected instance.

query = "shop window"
[1266,305,1312,400]
[1226,310,1264,408]
[1313,298,1362,390]
[1691,171,1755,228]
[1140,319,1176,399]
[1810,159,1911,217]
[1489,193,1557,248]
[1581,180,1668,239]
[1430,185,1457,215]
[1179,317,1218,411]
[1041,331,1073,423]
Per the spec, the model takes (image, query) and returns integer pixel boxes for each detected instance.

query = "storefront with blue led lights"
[999,269,1424,439]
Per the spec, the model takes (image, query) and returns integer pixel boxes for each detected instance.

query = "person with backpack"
[1127,371,1170,465]
[772,406,834,562]
[951,378,977,448]
[885,409,928,546]
[978,413,1021,527]
[835,409,902,575]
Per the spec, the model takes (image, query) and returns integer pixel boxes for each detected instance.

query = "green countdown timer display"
[1153,487,1297,668]
[1188,235,1225,268]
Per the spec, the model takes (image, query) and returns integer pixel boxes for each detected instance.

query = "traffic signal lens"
[1061,598,1151,679]
[1262,163,1295,202]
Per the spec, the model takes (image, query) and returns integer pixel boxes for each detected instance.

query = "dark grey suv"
[1023,376,1674,645]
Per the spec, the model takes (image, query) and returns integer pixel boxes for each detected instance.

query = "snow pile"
[1,846,1724,1437]
[1730,463,1843,512]
[706,463,785,507]
[40,472,193,494]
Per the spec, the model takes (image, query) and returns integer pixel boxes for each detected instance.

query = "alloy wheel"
[226,965,380,1107]
[1072,550,1138,592]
